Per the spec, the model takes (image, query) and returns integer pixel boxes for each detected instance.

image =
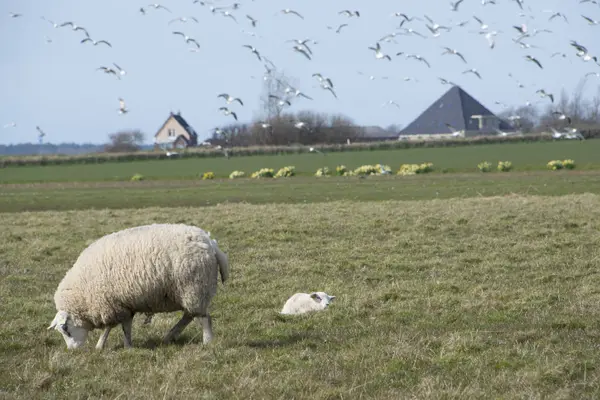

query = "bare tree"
[590,86,600,123]
[259,67,298,120]
[105,130,145,152]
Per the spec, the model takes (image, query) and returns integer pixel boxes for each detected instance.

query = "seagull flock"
[3,0,600,144]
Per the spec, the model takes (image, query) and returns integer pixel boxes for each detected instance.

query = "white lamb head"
[47,310,89,349]
[280,291,336,315]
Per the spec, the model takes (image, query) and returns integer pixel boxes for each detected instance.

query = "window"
[168,128,175,137]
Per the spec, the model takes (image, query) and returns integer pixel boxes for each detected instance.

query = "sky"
[0,0,599,145]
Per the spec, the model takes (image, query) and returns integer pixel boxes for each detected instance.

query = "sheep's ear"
[310,293,322,302]
[329,296,336,302]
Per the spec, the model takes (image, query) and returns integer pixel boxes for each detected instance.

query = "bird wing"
[97,40,112,47]
[172,31,185,37]
[457,52,467,63]
[234,98,244,106]
[231,112,238,120]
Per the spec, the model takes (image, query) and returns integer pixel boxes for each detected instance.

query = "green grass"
[2,194,600,398]
[0,140,597,183]
[1,170,600,213]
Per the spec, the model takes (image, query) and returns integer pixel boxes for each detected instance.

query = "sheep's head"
[47,310,89,349]
[310,292,336,308]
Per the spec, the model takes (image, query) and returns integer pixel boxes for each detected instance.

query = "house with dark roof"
[154,112,199,149]
[399,86,516,139]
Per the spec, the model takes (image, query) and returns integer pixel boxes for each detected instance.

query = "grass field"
[2,158,600,398]
[0,139,596,183]
[0,171,599,213]
[2,193,600,398]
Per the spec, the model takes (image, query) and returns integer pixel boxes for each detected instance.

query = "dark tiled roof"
[171,113,198,139]
[401,86,515,135]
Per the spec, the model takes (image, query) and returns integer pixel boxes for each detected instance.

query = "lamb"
[280,292,336,315]
[47,223,230,350]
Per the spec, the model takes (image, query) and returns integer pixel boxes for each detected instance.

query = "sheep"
[47,223,230,350]
[280,292,336,315]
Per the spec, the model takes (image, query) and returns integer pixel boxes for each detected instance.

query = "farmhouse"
[399,85,516,140]
[154,112,199,150]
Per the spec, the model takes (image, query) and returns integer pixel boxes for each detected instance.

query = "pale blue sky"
[1,0,598,145]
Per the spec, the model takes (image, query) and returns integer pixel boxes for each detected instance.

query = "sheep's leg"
[162,313,193,344]
[122,318,133,349]
[198,314,213,344]
[96,327,112,350]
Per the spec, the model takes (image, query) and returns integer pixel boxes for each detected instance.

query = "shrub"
[375,164,392,175]
[354,165,379,176]
[229,170,246,179]
[547,160,563,170]
[478,161,492,172]
[315,167,330,177]
[202,171,215,180]
[275,166,296,178]
[497,161,512,172]
[130,173,144,181]
[397,163,434,176]
[336,165,348,176]
[562,159,575,170]
[251,168,274,178]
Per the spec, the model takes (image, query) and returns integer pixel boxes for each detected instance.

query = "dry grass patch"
[1,195,600,398]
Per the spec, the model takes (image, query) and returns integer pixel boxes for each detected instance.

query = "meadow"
[0,139,596,183]
[1,141,600,399]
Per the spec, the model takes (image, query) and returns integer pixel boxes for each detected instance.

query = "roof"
[401,85,515,135]
[154,112,198,140]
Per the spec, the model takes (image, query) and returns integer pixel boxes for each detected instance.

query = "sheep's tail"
[214,244,229,285]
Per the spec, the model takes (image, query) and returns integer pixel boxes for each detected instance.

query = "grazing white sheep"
[280,292,336,315]
[48,223,229,350]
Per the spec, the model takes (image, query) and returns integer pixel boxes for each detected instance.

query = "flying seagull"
[536,89,554,102]
[59,22,90,37]
[218,107,238,120]
[286,39,313,54]
[284,85,313,100]
[280,9,304,19]
[220,10,238,23]
[118,98,129,114]
[81,37,112,47]
[147,4,171,12]
[9,12,23,18]
[525,55,543,69]
[97,66,120,79]
[172,31,200,48]
[246,15,258,27]
[268,95,292,107]
[3,122,16,128]
[339,10,360,17]
[168,16,199,24]
[462,68,482,79]
[450,0,464,11]
[441,47,467,63]
[582,15,599,25]
[243,44,261,61]
[368,42,392,61]
[292,45,312,60]
[406,54,431,68]
[218,93,244,105]
[113,63,126,77]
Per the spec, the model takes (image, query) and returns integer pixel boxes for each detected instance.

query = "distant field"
[0,140,596,183]
[2,195,600,398]
[0,171,599,212]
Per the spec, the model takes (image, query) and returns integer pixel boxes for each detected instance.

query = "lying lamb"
[280,292,336,315]
[48,223,229,350]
